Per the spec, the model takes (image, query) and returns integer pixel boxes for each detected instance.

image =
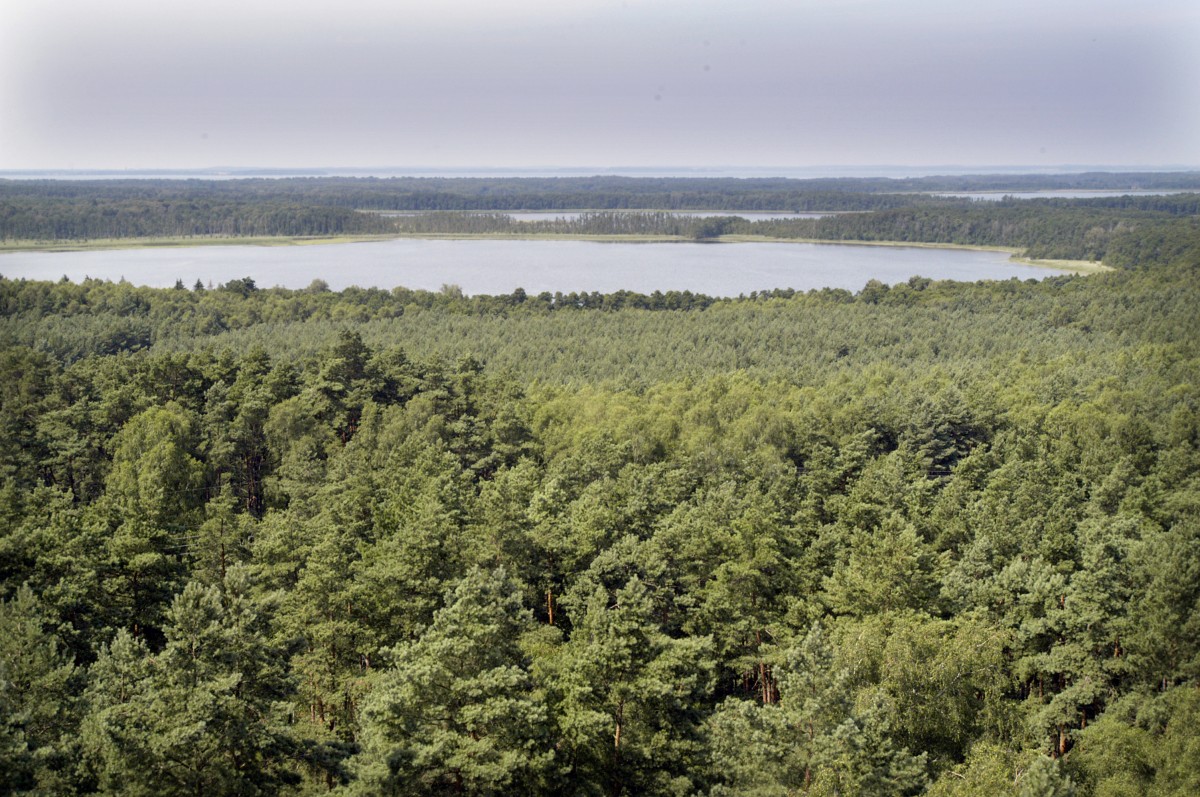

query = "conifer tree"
[707,625,927,796]
[82,570,296,795]
[553,575,715,796]
[351,566,553,796]
[0,585,79,795]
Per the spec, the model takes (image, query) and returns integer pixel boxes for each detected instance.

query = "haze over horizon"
[5,164,1200,179]
[3,0,1198,172]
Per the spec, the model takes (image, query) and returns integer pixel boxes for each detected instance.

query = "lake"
[0,239,1068,297]
[376,210,835,222]
[506,211,836,222]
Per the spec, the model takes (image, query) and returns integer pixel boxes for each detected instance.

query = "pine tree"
[552,575,715,796]
[350,566,553,795]
[707,624,927,796]
[823,513,941,617]
[0,585,79,795]
[1019,755,1076,797]
[99,403,203,639]
[82,569,296,795]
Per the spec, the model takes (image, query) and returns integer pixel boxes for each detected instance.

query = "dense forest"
[5,172,1200,205]
[1,183,1199,796]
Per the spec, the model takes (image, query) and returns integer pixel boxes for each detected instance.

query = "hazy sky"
[2,0,1198,170]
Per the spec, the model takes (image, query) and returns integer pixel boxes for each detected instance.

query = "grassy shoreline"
[1009,256,1111,275]
[0,232,1108,274]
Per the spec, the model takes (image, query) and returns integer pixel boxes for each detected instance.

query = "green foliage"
[926,741,1023,797]
[550,573,716,795]
[1019,755,1076,797]
[1067,687,1200,797]
[99,403,203,639]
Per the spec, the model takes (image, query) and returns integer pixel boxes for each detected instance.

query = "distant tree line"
[4,171,1199,205]
[0,198,395,240]
[743,201,1200,261]
[0,174,1192,229]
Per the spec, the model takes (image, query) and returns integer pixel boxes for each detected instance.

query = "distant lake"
[0,239,1068,297]
[506,211,836,222]
[933,190,1192,201]
[377,210,835,222]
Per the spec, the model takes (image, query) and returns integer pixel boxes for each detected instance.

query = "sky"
[2,0,1198,172]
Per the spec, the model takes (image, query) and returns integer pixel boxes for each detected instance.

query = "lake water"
[376,210,834,222]
[0,239,1067,297]
[503,211,834,222]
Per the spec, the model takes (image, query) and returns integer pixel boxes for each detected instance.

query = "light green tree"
[100,403,203,637]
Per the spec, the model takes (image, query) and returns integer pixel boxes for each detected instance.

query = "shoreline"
[1009,256,1111,274]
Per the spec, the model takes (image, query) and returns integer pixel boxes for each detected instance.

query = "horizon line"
[3,163,1199,177]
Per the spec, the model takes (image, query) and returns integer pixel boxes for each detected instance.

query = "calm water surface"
[503,211,834,222]
[378,210,834,222]
[0,239,1066,297]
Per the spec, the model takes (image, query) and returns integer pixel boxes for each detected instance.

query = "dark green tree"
[551,575,715,796]
[350,566,553,795]
[82,569,296,795]
[0,585,80,795]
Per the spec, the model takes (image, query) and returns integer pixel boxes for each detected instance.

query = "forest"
[1,180,1199,796]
